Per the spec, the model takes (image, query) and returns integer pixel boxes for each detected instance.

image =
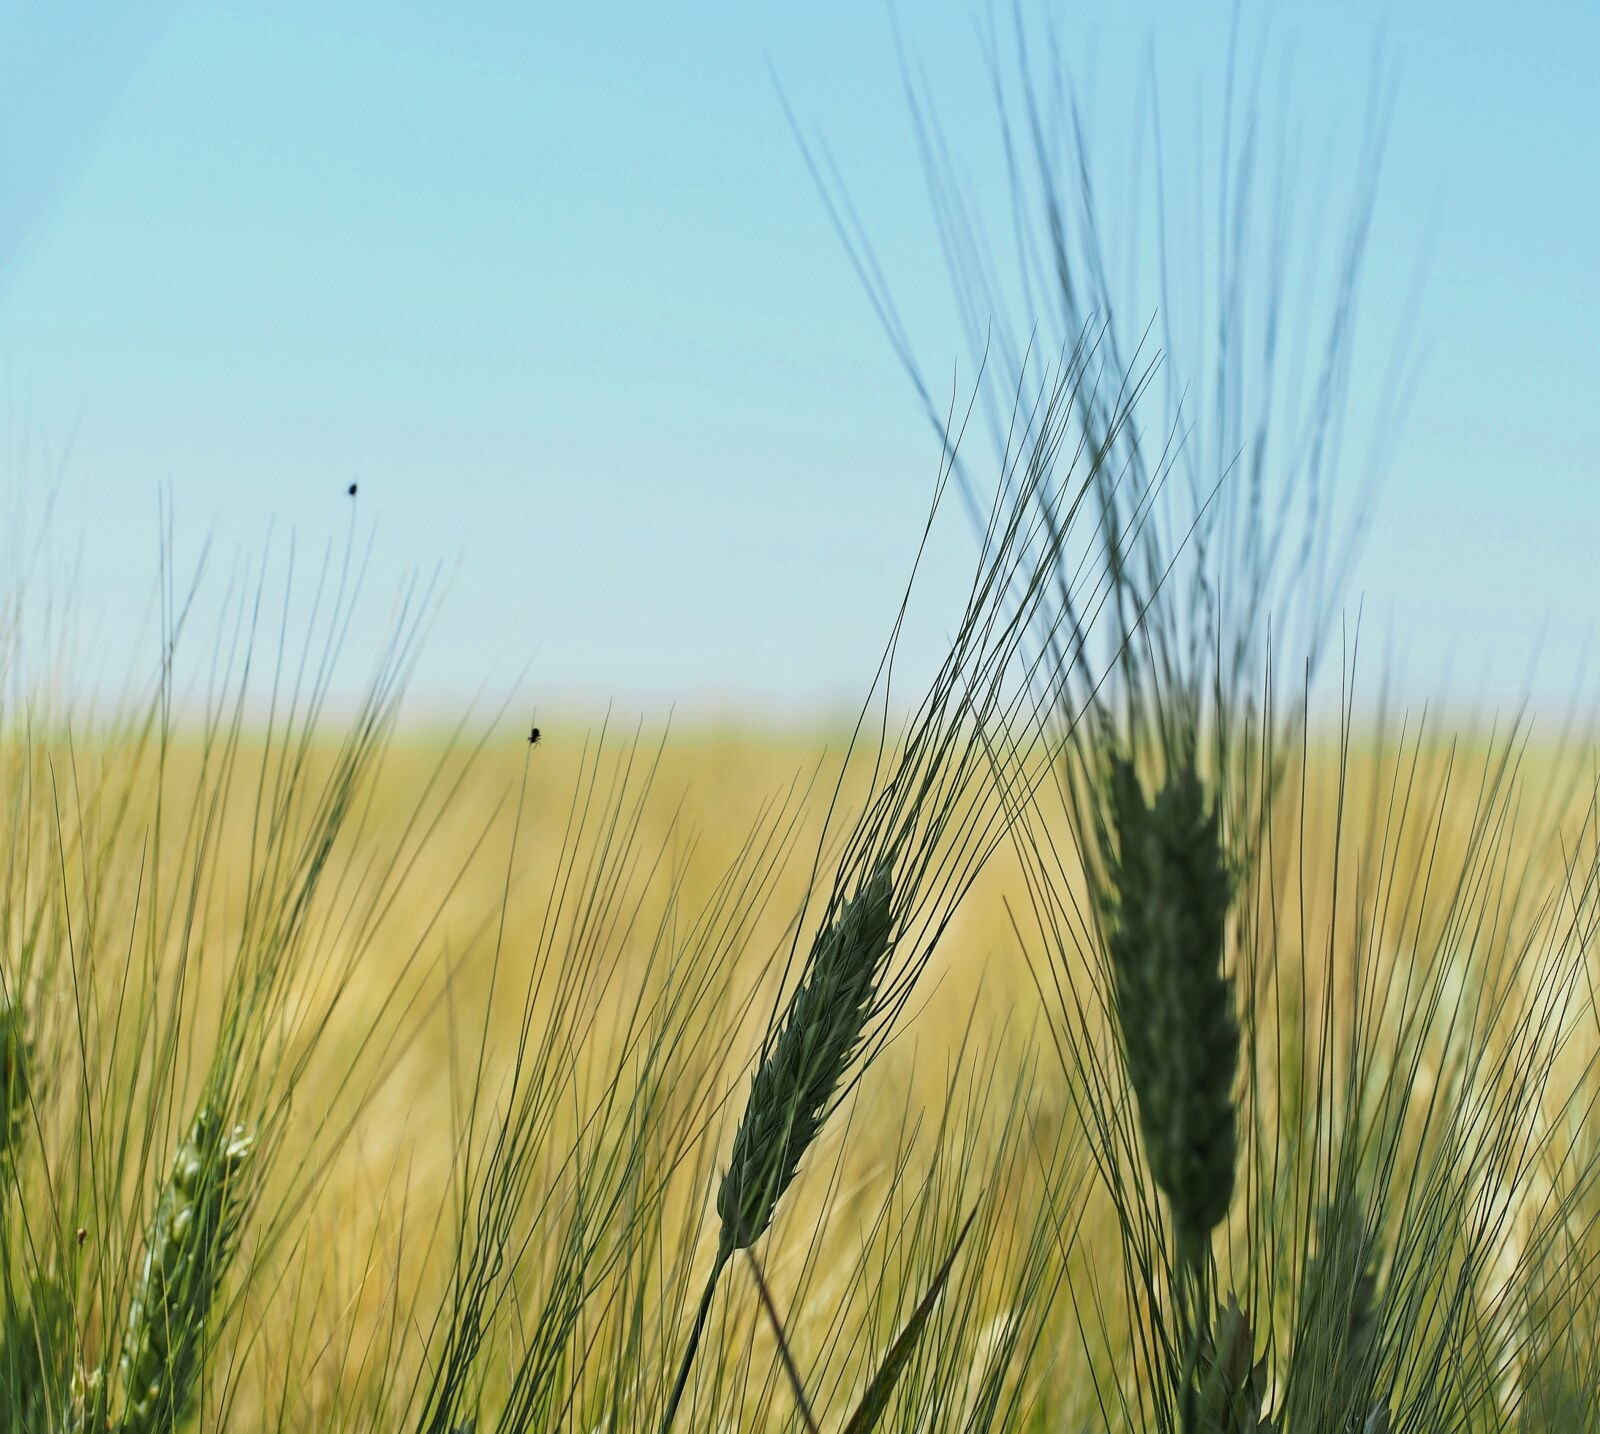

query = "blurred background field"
[9,700,1584,1425]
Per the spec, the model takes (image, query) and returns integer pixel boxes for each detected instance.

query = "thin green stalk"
[659,1246,730,1434]
[744,1246,819,1434]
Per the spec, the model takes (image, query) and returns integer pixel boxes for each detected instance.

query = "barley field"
[5,559,1599,1430]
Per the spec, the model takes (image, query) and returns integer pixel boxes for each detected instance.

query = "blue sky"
[1,3,1596,721]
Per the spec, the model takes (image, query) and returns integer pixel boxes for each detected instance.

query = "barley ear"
[0,1272,73,1429]
[118,1104,255,1433]
[0,996,30,1173]
[659,862,894,1434]
[1194,1295,1274,1434]
[1101,756,1237,1272]
[0,997,56,1424]
[715,860,893,1254]
[65,1365,108,1434]
[1291,1201,1384,1428]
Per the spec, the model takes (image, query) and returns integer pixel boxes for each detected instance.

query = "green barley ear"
[66,1365,107,1434]
[0,996,30,1170]
[118,1104,255,1432]
[1101,755,1237,1269]
[716,860,894,1255]
[0,1272,73,1429]
[659,862,894,1432]
[1290,1201,1384,1428]
[1195,1295,1274,1434]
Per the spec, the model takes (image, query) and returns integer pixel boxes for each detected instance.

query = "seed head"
[1101,755,1237,1262]
[1291,1202,1383,1428]
[717,862,894,1252]
[0,998,30,1168]
[0,1271,73,1429]
[1195,1295,1274,1433]
[119,1104,255,1432]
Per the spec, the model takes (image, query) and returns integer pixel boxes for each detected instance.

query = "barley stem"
[658,1245,730,1434]
[744,1246,819,1434]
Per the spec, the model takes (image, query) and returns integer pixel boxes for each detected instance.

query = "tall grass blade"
[840,1203,979,1434]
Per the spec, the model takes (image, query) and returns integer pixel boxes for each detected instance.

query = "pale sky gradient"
[2,3,1596,722]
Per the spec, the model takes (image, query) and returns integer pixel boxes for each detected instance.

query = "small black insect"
[528,726,541,747]
[348,482,358,496]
